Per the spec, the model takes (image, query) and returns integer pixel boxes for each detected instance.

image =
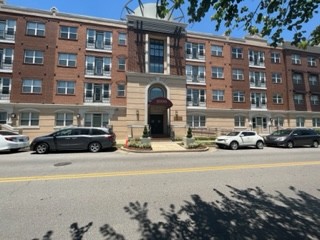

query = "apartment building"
[0,1,319,140]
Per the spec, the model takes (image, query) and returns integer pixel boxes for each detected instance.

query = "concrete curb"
[120,146,211,153]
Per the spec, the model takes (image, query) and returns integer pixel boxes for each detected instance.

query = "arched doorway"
[148,84,172,137]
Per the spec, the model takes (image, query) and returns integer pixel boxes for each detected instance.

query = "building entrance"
[149,114,163,135]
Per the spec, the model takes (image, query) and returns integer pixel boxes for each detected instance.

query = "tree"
[157,0,320,48]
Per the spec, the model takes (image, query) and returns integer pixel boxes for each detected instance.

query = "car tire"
[36,143,49,154]
[312,141,319,148]
[256,141,264,149]
[287,141,294,148]
[88,142,101,153]
[230,141,239,150]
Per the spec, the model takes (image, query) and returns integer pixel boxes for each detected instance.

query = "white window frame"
[309,74,319,86]
[272,93,283,104]
[117,84,126,97]
[84,113,109,127]
[60,26,78,40]
[307,56,317,67]
[185,42,205,60]
[57,81,75,95]
[234,115,245,127]
[296,117,305,127]
[20,111,39,126]
[212,90,224,101]
[0,19,16,40]
[186,65,205,83]
[310,95,319,105]
[232,69,244,80]
[24,50,44,64]
[0,77,11,97]
[271,52,281,63]
[232,47,243,59]
[118,32,127,45]
[86,29,112,51]
[26,22,45,36]
[212,66,224,78]
[293,72,303,84]
[249,71,266,88]
[58,53,77,67]
[55,112,73,127]
[312,117,320,127]
[272,72,282,84]
[187,89,206,107]
[22,79,42,93]
[292,54,301,64]
[211,45,223,56]
[233,91,245,102]
[84,83,110,103]
[249,50,265,67]
[294,94,304,104]
[118,57,126,71]
[187,115,206,128]
[85,56,111,77]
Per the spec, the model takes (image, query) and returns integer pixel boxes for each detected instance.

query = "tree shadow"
[33,186,320,239]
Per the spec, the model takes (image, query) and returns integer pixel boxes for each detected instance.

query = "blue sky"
[5,0,319,42]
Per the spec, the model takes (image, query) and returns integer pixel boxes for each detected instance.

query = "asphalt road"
[0,147,319,240]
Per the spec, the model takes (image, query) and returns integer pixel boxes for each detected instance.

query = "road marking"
[0,161,319,183]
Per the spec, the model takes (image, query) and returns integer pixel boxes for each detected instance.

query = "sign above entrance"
[149,97,173,109]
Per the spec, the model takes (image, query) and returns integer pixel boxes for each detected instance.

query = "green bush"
[128,140,151,149]
[186,142,205,149]
[186,127,193,138]
[142,125,149,138]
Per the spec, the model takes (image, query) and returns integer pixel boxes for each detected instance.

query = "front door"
[150,114,163,135]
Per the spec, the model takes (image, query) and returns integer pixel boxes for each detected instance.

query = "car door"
[239,132,252,146]
[291,129,304,146]
[54,129,74,150]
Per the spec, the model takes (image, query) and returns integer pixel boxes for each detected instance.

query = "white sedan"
[0,130,30,152]
[215,131,264,150]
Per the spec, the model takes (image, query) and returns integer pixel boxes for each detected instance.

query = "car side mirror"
[240,134,244,137]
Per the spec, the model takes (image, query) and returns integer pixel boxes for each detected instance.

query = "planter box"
[183,137,195,147]
[140,137,151,145]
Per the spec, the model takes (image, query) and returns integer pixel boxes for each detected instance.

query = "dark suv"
[30,127,116,154]
[264,128,320,148]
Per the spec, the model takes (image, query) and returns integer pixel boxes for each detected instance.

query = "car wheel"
[312,141,319,148]
[230,141,239,150]
[36,143,49,154]
[256,141,264,149]
[287,141,294,148]
[88,142,101,153]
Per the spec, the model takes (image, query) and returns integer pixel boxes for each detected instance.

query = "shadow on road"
[32,185,320,240]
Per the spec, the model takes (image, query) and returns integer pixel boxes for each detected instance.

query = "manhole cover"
[54,162,72,167]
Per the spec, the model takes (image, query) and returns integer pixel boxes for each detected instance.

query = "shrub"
[186,127,193,138]
[142,125,149,138]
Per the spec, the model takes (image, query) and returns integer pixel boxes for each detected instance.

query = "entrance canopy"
[149,97,173,109]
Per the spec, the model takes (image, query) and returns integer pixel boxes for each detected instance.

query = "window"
[292,54,301,64]
[118,57,126,71]
[26,22,45,36]
[22,79,42,93]
[187,115,205,128]
[312,117,320,127]
[55,112,73,126]
[249,71,266,88]
[232,47,243,59]
[0,112,7,124]
[273,117,284,127]
[60,26,78,40]
[271,52,281,63]
[85,56,111,77]
[307,56,317,67]
[118,32,127,45]
[0,19,16,40]
[233,91,245,102]
[251,92,267,108]
[212,90,224,101]
[58,53,77,67]
[309,74,319,86]
[0,48,14,69]
[292,72,303,85]
[232,69,244,80]
[185,42,205,60]
[249,50,265,67]
[211,45,223,56]
[149,39,164,73]
[117,84,125,97]
[0,77,11,98]
[84,113,109,127]
[273,93,283,104]
[310,95,319,105]
[149,86,165,101]
[234,116,245,127]
[211,67,224,78]
[187,89,206,107]
[296,117,305,127]
[294,94,304,104]
[186,65,205,83]
[20,112,39,126]
[84,83,110,103]
[57,81,75,95]
[272,72,282,84]
[86,29,112,50]
[24,50,44,64]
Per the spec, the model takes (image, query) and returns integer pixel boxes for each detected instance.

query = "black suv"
[264,128,320,148]
[30,127,116,154]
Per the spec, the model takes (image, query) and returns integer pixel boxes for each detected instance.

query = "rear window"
[91,129,108,135]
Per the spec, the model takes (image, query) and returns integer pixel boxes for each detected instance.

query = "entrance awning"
[149,97,173,109]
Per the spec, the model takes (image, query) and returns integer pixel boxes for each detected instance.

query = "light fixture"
[76,113,81,119]
[10,113,16,118]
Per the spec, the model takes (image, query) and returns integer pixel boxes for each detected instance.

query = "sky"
[5,0,320,43]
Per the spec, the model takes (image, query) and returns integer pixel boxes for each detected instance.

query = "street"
[0,147,320,240]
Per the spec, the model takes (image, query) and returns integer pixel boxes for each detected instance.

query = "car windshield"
[227,132,240,136]
[271,129,292,136]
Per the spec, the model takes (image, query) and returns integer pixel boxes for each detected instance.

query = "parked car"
[30,127,116,154]
[0,130,30,152]
[215,130,264,150]
[264,128,320,148]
